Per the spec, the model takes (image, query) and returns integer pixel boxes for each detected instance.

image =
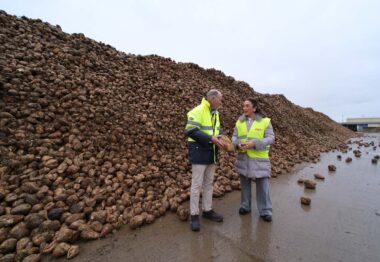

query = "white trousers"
[190,164,215,215]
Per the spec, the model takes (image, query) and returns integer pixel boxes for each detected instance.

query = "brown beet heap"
[0,10,354,260]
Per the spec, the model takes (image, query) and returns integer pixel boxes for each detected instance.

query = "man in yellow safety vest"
[185,89,225,231]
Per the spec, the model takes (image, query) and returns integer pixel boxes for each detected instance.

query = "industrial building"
[341,117,380,132]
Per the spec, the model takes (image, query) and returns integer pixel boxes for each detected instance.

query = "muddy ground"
[49,134,380,262]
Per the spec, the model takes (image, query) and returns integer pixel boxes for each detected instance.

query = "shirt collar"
[239,114,262,122]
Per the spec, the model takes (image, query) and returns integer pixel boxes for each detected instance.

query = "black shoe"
[202,210,223,222]
[260,215,272,222]
[191,215,200,231]
[239,207,251,215]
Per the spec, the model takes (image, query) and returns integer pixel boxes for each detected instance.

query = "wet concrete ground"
[51,134,380,262]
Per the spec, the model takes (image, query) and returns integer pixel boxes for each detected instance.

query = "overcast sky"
[1,0,379,122]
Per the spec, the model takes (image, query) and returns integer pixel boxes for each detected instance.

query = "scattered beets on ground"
[0,11,355,260]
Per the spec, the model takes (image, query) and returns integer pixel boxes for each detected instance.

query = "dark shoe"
[261,215,272,222]
[239,207,251,215]
[202,210,223,222]
[191,215,200,231]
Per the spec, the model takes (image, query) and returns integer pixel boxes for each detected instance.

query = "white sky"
[1,0,379,122]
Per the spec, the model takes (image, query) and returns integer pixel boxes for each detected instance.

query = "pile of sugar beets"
[0,10,354,261]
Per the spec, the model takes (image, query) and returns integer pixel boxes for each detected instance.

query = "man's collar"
[201,97,217,112]
[201,97,211,109]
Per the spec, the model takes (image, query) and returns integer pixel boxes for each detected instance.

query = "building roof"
[343,117,380,124]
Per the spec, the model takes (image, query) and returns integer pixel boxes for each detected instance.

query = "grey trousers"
[190,164,215,215]
[240,175,272,216]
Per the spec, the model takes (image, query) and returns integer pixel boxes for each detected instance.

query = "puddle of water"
[49,133,380,262]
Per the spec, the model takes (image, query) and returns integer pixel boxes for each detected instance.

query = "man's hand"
[211,136,225,149]
[240,141,254,150]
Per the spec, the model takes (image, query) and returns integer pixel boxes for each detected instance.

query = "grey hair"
[206,89,222,99]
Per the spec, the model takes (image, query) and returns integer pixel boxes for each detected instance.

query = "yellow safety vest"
[185,98,221,161]
[235,117,271,158]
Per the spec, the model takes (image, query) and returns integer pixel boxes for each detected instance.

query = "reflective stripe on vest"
[236,117,271,158]
[186,98,221,142]
[185,98,221,162]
